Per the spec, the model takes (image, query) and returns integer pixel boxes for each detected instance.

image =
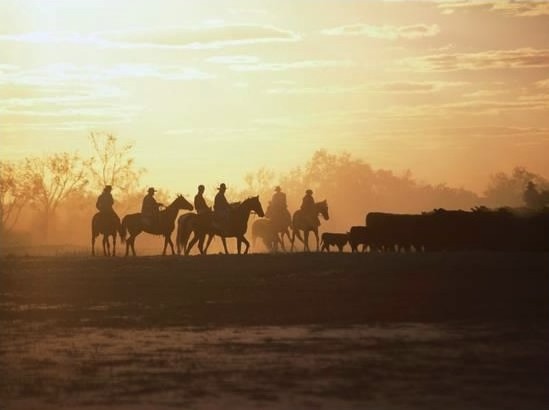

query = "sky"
[1,0,549,196]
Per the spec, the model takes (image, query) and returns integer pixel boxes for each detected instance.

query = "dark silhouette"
[92,185,124,256]
[251,218,284,252]
[263,186,292,249]
[349,226,371,253]
[213,183,231,229]
[364,208,549,252]
[141,187,164,230]
[320,232,348,252]
[523,181,549,209]
[96,185,116,215]
[180,196,264,255]
[91,211,125,256]
[121,194,193,256]
[291,198,329,252]
[194,184,211,215]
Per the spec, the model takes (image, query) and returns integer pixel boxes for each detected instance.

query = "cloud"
[322,23,440,39]
[0,63,214,87]
[437,1,549,17]
[267,81,466,95]
[535,78,549,89]
[99,24,300,49]
[401,48,549,71]
[207,56,354,72]
[0,23,301,49]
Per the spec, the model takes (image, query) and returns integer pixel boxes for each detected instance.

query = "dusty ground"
[0,253,548,409]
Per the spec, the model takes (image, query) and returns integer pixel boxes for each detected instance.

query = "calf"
[349,226,370,253]
[320,232,348,252]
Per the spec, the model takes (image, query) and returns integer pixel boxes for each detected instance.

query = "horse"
[262,203,292,251]
[176,212,199,255]
[183,196,264,255]
[290,200,329,252]
[252,218,282,252]
[121,195,193,256]
[91,211,125,256]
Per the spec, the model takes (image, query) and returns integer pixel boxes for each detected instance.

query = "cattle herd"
[321,208,549,253]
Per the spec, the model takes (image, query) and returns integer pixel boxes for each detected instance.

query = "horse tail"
[120,216,128,243]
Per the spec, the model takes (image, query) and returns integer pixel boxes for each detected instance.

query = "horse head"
[317,200,329,220]
[245,196,265,218]
[175,194,194,211]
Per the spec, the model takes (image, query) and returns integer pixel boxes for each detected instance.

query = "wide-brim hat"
[218,183,227,190]
[306,189,313,195]
[274,186,281,192]
[147,187,156,193]
[104,185,112,191]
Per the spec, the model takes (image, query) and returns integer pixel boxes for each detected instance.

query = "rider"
[141,187,164,228]
[194,184,211,215]
[96,185,118,219]
[96,185,114,213]
[213,183,231,228]
[300,189,319,227]
[269,186,290,228]
[271,186,287,210]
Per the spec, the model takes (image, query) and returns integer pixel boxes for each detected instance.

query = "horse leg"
[92,233,97,256]
[162,236,168,256]
[241,236,250,254]
[314,229,320,252]
[221,237,229,254]
[112,233,117,257]
[237,238,242,254]
[168,235,175,255]
[186,233,199,255]
[303,230,309,252]
[102,235,108,256]
[126,234,137,257]
[204,234,214,254]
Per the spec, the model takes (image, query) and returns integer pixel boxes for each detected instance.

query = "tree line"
[0,133,145,244]
[1,135,548,248]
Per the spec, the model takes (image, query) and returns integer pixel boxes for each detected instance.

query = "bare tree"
[23,152,88,242]
[0,161,31,235]
[87,132,144,194]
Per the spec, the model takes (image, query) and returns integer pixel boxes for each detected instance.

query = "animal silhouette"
[121,195,193,256]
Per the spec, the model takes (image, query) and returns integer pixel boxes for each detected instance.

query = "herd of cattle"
[321,208,549,253]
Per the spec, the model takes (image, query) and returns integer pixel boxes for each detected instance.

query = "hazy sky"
[1,0,548,196]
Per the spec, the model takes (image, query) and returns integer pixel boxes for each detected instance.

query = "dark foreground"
[0,253,548,409]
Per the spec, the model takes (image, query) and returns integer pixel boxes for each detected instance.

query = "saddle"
[141,213,161,231]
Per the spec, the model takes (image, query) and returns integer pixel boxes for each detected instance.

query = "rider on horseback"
[194,185,211,215]
[301,189,319,227]
[213,183,231,229]
[96,185,118,219]
[268,186,291,229]
[141,187,164,229]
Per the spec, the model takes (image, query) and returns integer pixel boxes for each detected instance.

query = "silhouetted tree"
[484,167,549,207]
[87,132,145,195]
[241,150,481,232]
[0,161,31,235]
[23,152,88,242]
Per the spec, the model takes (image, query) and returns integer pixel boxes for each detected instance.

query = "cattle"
[349,226,371,253]
[320,233,348,252]
[363,208,549,252]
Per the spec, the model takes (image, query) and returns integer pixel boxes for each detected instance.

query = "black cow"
[320,233,348,252]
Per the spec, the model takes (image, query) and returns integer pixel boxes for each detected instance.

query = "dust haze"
[2,134,548,253]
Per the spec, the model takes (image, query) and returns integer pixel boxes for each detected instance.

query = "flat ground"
[0,253,548,409]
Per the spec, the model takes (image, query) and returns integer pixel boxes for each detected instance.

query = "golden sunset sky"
[1,0,548,196]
